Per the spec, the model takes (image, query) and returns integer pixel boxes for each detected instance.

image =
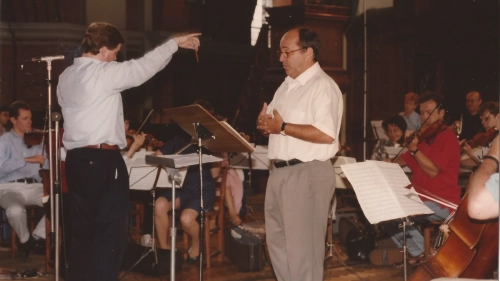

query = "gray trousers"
[0,183,46,243]
[265,160,335,281]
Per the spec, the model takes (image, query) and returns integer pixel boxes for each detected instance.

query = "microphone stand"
[37,56,64,281]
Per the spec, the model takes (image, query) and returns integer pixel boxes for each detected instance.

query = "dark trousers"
[65,148,129,281]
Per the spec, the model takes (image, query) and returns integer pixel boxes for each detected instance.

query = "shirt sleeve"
[0,139,25,178]
[310,81,340,139]
[486,173,499,204]
[100,39,179,95]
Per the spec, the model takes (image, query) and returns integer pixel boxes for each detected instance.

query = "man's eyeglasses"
[277,48,304,58]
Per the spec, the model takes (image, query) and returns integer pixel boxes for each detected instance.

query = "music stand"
[148,105,254,281]
[120,156,181,279]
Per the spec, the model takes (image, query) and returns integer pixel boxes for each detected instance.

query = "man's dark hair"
[81,22,125,55]
[479,101,499,116]
[9,101,30,119]
[420,91,445,111]
[0,105,8,113]
[297,27,321,62]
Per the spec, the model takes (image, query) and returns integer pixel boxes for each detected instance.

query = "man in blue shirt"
[0,101,48,257]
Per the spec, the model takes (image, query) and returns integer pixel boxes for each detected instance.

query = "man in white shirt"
[57,22,200,281]
[256,27,343,281]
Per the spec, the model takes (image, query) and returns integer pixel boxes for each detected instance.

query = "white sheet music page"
[369,161,433,218]
[340,161,433,224]
[152,153,222,168]
[128,156,187,190]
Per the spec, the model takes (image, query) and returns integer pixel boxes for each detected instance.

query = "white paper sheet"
[340,161,433,224]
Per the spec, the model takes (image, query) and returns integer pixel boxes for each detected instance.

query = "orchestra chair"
[422,220,444,259]
[183,167,227,268]
[129,201,144,233]
[39,169,55,272]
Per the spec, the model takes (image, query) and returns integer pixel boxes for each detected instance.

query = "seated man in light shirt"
[0,101,49,258]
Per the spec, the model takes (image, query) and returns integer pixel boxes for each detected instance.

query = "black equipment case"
[224,227,264,272]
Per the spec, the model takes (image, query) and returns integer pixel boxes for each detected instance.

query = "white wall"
[86,0,126,29]
[356,0,393,16]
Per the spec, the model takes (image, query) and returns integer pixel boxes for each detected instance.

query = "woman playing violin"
[460,101,499,169]
[383,92,461,265]
[371,114,408,161]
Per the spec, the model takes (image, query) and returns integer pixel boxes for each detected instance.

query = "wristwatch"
[280,122,287,136]
[410,148,419,157]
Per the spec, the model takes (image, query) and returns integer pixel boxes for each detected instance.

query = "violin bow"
[391,105,442,163]
[135,109,155,134]
[404,184,458,210]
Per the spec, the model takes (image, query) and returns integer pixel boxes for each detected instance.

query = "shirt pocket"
[282,108,307,124]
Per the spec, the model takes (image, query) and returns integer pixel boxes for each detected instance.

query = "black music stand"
[148,104,254,281]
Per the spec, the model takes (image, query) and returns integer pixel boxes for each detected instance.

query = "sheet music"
[128,156,187,190]
[146,153,222,168]
[340,161,433,224]
[220,121,255,153]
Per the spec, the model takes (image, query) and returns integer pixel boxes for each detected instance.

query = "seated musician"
[371,114,407,161]
[390,91,461,264]
[467,135,499,220]
[429,138,498,281]
[0,101,48,258]
[153,99,217,264]
[399,92,421,134]
[460,101,499,169]
[153,135,217,264]
[0,104,9,136]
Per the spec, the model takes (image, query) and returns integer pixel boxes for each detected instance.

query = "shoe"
[186,247,200,264]
[369,248,403,266]
[16,236,35,259]
[186,254,200,264]
[32,239,46,255]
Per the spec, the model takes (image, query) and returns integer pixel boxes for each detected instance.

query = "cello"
[409,190,498,280]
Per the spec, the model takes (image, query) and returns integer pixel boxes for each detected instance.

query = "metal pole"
[198,136,204,281]
[363,0,367,161]
[52,113,62,281]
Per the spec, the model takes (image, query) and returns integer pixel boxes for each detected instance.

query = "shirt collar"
[8,130,22,140]
[285,62,321,86]
[73,56,103,65]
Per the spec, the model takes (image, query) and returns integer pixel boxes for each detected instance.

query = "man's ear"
[99,46,107,57]
[306,47,313,57]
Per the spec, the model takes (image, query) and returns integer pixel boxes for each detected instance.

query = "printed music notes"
[340,160,433,224]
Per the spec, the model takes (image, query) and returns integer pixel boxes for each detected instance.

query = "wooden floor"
[0,246,407,281]
[0,192,410,281]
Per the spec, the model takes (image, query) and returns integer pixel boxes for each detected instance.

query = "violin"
[126,130,164,150]
[406,119,447,145]
[465,127,499,148]
[24,128,49,147]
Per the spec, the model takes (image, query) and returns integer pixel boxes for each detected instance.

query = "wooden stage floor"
[0,193,411,280]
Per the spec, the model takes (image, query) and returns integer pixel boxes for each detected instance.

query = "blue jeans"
[389,201,450,257]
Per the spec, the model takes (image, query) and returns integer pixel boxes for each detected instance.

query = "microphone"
[31,55,65,62]
[52,112,62,122]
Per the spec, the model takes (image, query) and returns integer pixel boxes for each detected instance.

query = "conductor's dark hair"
[81,22,125,55]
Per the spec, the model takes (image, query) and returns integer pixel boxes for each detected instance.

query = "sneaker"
[369,248,403,266]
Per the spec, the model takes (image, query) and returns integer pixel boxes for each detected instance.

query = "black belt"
[273,159,303,168]
[85,144,119,150]
[9,178,38,184]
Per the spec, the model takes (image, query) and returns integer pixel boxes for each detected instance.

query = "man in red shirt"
[393,91,461,260]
